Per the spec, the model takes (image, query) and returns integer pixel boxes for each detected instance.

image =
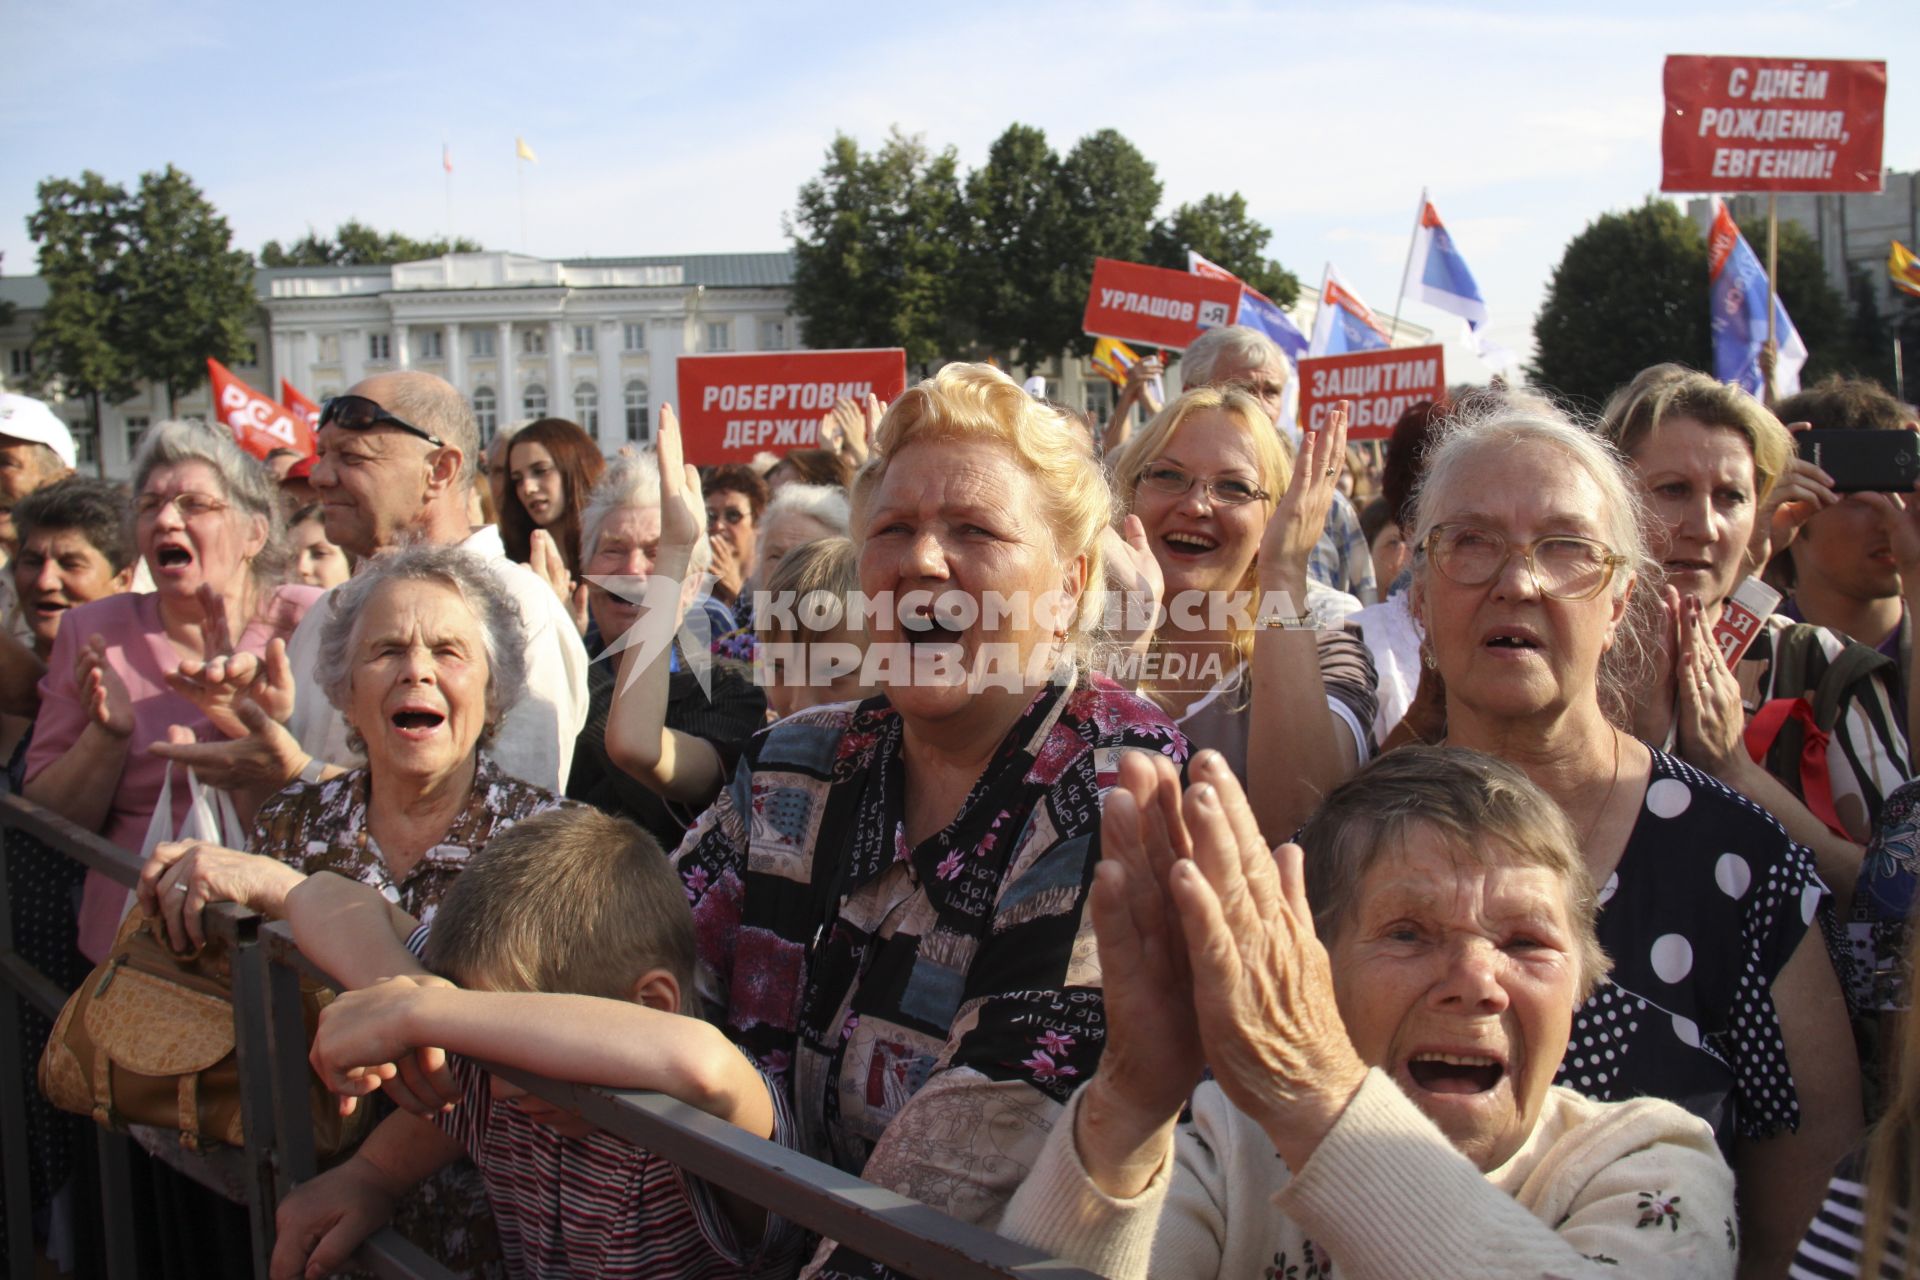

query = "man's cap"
[0,394,77,470]
[282,455,317,483]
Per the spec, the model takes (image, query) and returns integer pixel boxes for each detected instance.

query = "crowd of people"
[2,324,1920,1279]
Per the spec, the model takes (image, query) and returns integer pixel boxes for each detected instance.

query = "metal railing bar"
[0,951,68,1019]
[480,1063,1104,1280]
[0,794,142,886]
[357,1227,463,1280]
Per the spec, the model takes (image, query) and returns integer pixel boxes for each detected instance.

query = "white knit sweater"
[1001,1070,1736,1279]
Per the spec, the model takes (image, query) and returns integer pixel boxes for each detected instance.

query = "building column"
[595,320,620,451]
[496,322,517,420]
[341,328,365,389]
[393,322,411,371]
[445,322,464,393]
[547,318,565,415]
[284,330,309,396]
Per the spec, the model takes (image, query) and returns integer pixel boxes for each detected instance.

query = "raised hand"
[528,529,577,615]
[828,397,865,460]
[1258,401,1348,600]
[1670,587,1746,778]
[1167,751,1369,1167]
[167,636,297,738]
[656,405,706,562]
[1745,421,1837,573]
[150,700,308,796]
[1102,514,1165,660]
[77,634,134,738]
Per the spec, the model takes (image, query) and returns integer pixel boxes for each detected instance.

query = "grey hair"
[577,451,712,574]
[129,419,286,591]
[379,375,480,488]
[759,483,850,549]
[1179,325,1291,391]
[1407,389,1659,730]
[313,543,529,743]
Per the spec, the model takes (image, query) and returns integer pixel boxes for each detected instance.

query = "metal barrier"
[0,792,1100,1280]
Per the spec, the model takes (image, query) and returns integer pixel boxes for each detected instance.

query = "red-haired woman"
[500,417,606,579]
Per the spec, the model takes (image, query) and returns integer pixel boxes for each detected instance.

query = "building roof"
[558,252,795,288]
[0,276,50,309]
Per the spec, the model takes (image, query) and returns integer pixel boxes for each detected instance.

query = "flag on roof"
[1709,199,1807,397]
[515,137,537,163]
[1308,265,1391,357]
[442,143,453,174]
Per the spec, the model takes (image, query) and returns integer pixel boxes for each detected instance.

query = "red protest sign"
[281,380,320,436]
[1661,55,1886,193]
[675,349,907,465]
[1296,345,1445,442]
[207,359,314,459]
[1082,258,1242,351]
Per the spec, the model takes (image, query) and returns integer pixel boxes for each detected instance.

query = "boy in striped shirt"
[270,807,794,1279]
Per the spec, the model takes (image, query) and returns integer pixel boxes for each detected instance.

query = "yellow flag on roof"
[515,137,537,163]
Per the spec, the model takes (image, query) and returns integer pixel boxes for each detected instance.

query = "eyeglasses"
[1136,463,1269,507]
[1424,523,1627,602]
[318,395,445,447]
[707,507,749,527]
[134,492,230,522]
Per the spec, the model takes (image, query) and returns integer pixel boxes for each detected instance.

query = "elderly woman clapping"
[1002,747,1735,1279]
[1401,393,1860,1274]
[136,544,565,949]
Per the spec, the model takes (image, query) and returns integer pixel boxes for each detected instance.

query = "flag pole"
[517,154,528,253]
[443,146,453,247]
[1896,335,1907,402]
[1390,187,1426,344]
[1764,192,1779,403]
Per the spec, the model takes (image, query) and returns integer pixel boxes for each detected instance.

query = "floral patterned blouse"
[252,754,565,926]
[673,673,1187,1276]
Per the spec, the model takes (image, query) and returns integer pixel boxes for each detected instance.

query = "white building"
[1,250,801,476]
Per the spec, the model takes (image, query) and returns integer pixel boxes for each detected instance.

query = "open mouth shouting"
[389,702,448,740]
[152,539,196,576]
[1403,1050,1507,1096]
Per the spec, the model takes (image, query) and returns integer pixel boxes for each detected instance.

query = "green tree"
[1053,130,1164,358]
[25,172,140,468]
[958,124,1070,370]
[120,165,257,414]
[1530,198,1711,410]
[787,129,965,365]
[261,220,484,267]
[1147,192,1300,306]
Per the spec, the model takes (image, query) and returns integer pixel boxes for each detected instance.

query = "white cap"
[0,394,77,470]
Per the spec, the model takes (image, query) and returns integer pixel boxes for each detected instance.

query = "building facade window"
[705,322,732,352]
[417,330,444,361]
[72,422,97,469]
[368,332,392,363]
[236,341,259,367]
[572,324,595,354]
[521,329,546,357]
[522,383,548,418]
[574,382,599,435]
[624,380,649,442]
[7,348,29,378]
[124,415,150,459]
[318,334,340,363]
[473,387,497,440]
[472,330,496,358]
[623,323,646,352]
[760,319,788,351]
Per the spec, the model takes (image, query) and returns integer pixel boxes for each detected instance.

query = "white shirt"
[283,526,589,791]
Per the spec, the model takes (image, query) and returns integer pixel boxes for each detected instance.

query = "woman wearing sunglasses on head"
[1400,390,1861,1277]
[1105,387,1378,842]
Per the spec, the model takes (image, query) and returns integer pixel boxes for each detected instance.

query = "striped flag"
[1308,265,1391,357]
[1090,337,1141,387]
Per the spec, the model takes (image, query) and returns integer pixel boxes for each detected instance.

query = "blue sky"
[3,0,1914,378]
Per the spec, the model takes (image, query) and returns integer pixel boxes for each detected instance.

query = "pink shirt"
[27,585,322,960]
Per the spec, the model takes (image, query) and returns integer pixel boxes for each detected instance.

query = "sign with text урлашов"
[1661,55,1886,193]
[1296,345,1445,442]
[675,349,908,464]
[1082,258,1244,351]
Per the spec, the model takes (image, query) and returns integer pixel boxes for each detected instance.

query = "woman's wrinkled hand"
[76,633,133,738]
[138,838,307,952]
[1258,401,1348,599]
[1169,751,1370,1167]
[167,635,296,739]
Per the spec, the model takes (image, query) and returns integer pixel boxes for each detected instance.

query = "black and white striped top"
[1791,1159,1910,1279]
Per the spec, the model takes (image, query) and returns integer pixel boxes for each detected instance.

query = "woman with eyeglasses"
[22,421,321,963]
[1106,386,1378,841]
[1403,392,1861,1276]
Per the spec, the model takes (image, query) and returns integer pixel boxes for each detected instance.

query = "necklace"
[1584,728,1623,851]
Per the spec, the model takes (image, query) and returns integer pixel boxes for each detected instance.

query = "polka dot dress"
[1555,749,1820,1150]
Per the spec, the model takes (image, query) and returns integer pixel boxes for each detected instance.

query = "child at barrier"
[270,806,797,1280]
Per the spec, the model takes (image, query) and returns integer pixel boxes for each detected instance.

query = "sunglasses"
[318,395,445,447]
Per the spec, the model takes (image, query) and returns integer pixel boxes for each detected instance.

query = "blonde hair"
[1599,363,1794,507]
[1109,386,1291,675]
[755,535,859,645]
[850,363,1112,668]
